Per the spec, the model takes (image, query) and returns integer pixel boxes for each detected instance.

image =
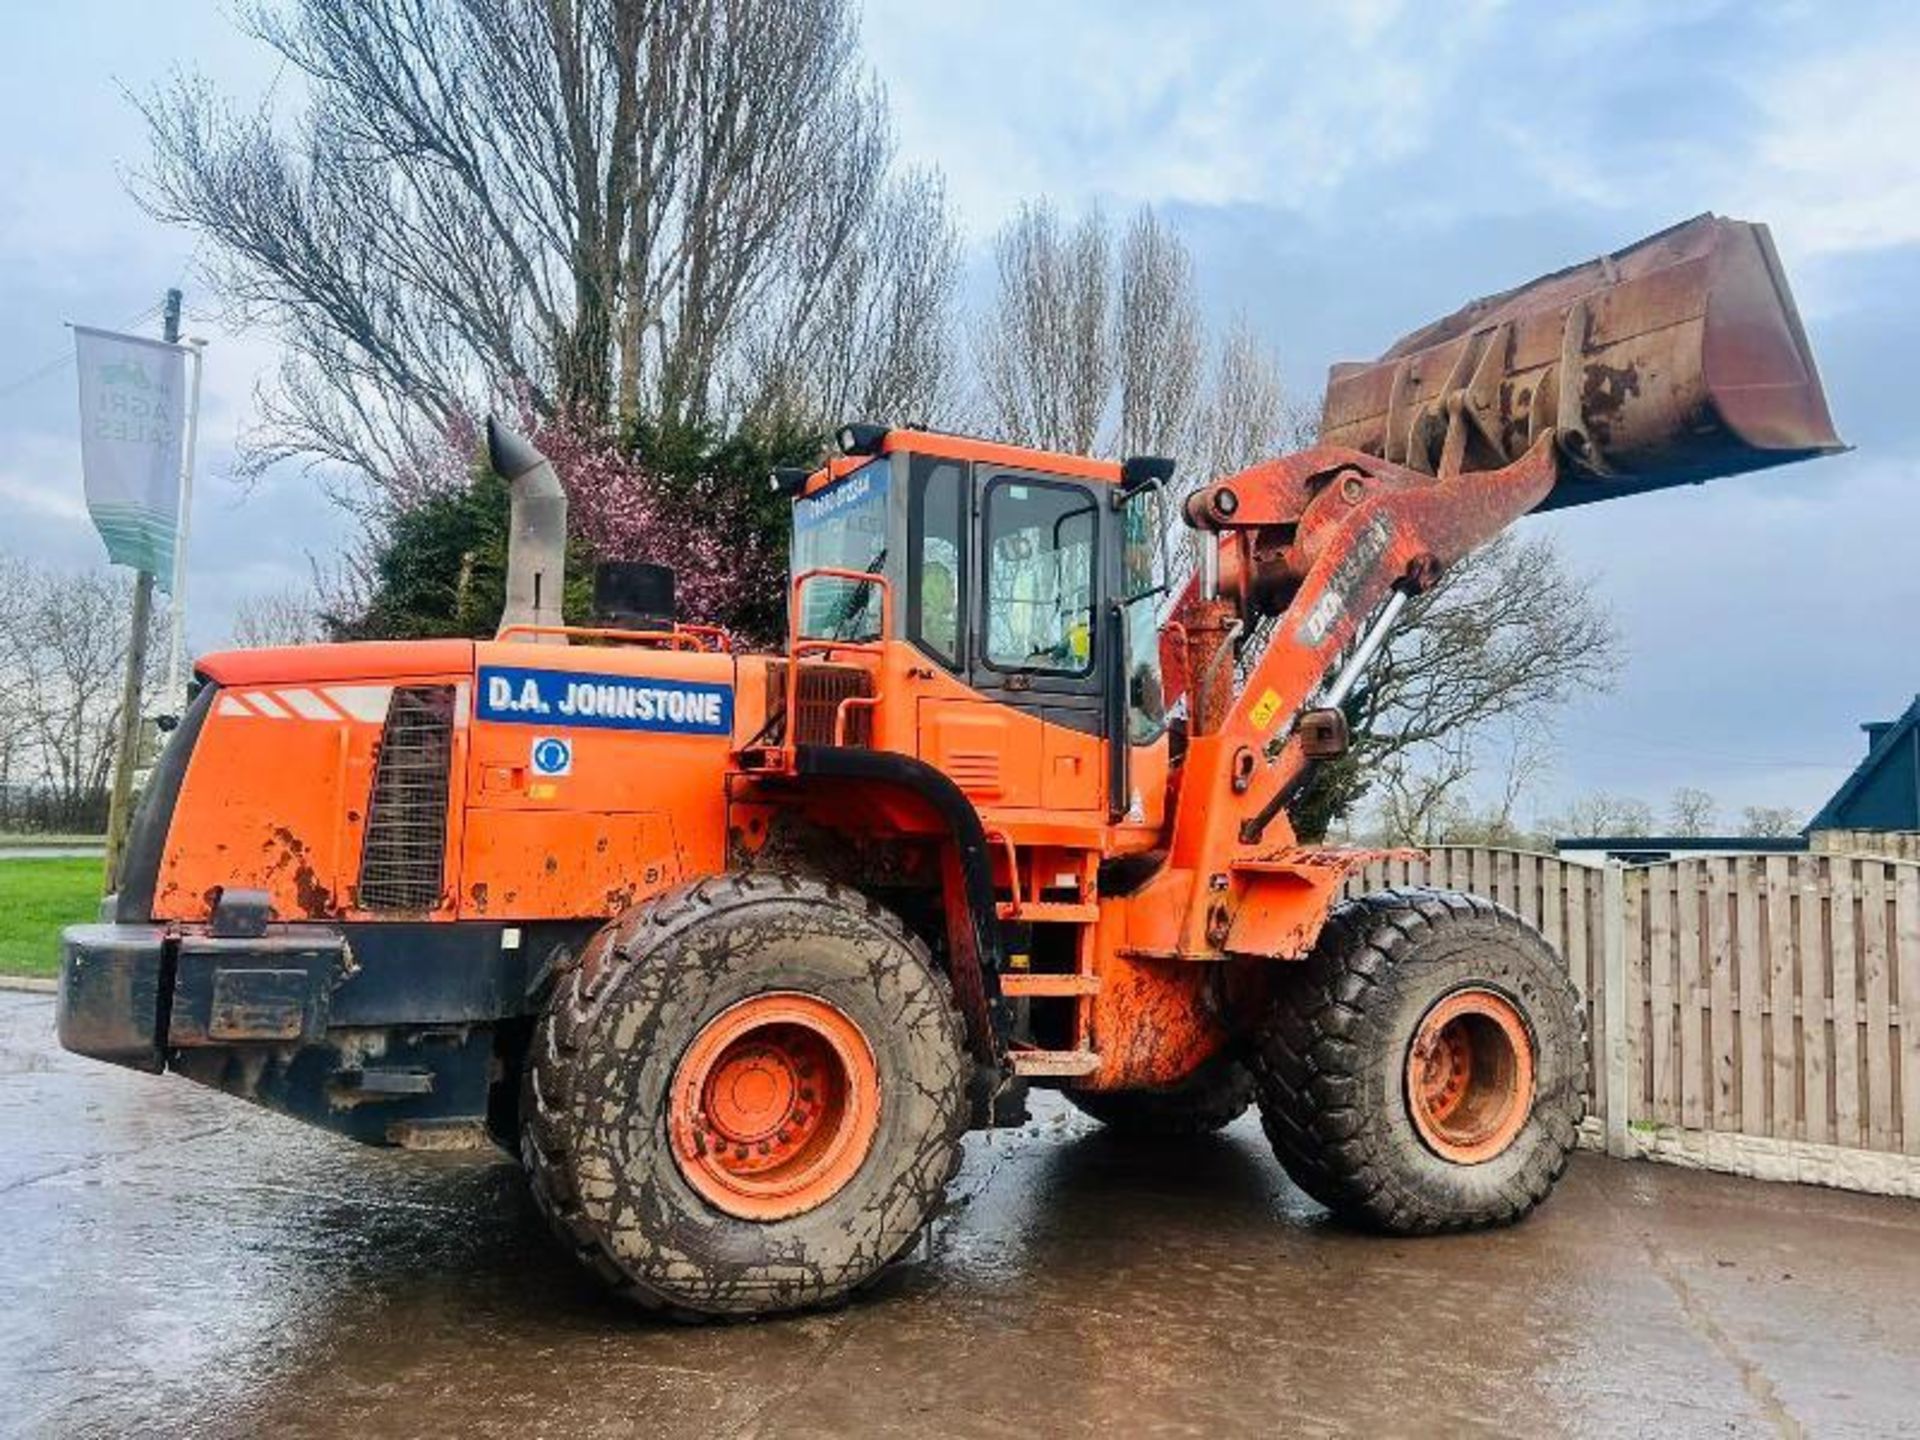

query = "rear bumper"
[58,924,170,1073]
[58,922,349,1074]
[57,919,526,1149]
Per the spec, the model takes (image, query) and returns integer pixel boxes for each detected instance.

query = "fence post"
[1603,861,1630,1157]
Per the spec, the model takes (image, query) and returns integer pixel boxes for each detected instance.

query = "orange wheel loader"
[59,215,1842,1318]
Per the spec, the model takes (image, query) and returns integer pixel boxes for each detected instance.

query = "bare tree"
[1421,725,1558,848]
[1364,535,1619,750]
[1375,735,1477,845]
[1312,532,1619,838]
[975,204,1296,476]
[742,168,961,430]
[0,555,164,832]
[0,558,25,822]
[138,0,953,509]
[975,203,1114,455]
[1372,719,1555,848]
[1667,786,1720,837]
[1188,317,1311,480]
[230,585,325,649]
[975,205,1321,603]
[1550,792,1656,839]
[1114,209,1203,459]
[1740,804,1803,838]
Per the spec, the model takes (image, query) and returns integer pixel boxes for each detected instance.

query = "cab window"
[909,459,964,667]
[983,478,1096,675]
[791,459,889,641]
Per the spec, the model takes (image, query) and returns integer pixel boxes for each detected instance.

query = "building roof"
[1808,695,1920,834]
[1556,836,1809,854]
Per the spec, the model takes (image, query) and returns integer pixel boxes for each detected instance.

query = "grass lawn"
[0,857,102,978]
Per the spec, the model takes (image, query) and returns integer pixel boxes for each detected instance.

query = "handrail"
[986,829,1023,915]
[496,622,716,651]
[675,623,736,652]
[783,566,892,766]
[833,694,882,747]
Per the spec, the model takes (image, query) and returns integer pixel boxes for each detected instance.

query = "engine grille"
[357,685,455,911]
[770,661,875,747]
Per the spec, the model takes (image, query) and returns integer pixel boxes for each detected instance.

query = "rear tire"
[521,873,969,1319]
[1251,888,1585,1233]
[1065,1053,1254,1136]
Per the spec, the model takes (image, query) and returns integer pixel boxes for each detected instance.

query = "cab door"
[967,470,1106,813]
[907,455,1041,808]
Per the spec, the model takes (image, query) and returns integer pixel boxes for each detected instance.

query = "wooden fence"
[1811,828,1920,862]
[1346,848,1920,1177]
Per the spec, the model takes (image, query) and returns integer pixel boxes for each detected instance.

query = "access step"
[995,901,1100,923]
[998,973,1101,997]
[1008,1048,1102,1078]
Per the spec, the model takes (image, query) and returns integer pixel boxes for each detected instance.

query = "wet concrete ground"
[2,988,1916,1440]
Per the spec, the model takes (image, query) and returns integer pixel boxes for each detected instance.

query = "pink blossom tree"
[527,416,799,647]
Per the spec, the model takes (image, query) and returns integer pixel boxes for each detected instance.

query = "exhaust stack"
[1321,214,1844,510]
[488,417,567,642]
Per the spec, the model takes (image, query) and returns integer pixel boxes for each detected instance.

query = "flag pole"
[101,288,181,893]
[165,336,206,705]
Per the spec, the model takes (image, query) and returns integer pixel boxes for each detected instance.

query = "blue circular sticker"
[531,737,572,776]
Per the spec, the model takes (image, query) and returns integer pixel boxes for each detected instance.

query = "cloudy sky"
[5,0,1917,827]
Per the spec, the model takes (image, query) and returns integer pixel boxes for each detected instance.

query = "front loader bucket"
[1320,215,1844,510]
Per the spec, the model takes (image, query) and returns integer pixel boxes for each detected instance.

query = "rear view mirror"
[1119,454,1176,496]
[1296,707,1350,761]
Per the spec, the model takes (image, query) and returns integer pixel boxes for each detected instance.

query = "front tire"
[1252,888,1585,1234]
[522,874,969,1318]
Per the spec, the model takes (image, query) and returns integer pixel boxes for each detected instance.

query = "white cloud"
[860,0,1509,232]
[0,436,91,524]
[1736,43,1920,257]
[864,0,1920,283]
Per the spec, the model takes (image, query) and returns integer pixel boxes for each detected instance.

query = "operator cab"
[781,426,1172,819]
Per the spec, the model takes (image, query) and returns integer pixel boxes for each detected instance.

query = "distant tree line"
[1550,788,1803,843]
[0,558,165,834]
[1344,781,1805,852]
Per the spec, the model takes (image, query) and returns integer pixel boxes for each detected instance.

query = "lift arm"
[1140,436,1558,954]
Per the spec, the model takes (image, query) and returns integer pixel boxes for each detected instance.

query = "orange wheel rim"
[668,992,880,1221]
[1405,988,1535,1165]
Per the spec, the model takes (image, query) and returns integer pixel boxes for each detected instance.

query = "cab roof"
[801,429,1122,498]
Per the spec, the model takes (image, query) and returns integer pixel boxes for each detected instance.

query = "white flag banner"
[74,325,188,587]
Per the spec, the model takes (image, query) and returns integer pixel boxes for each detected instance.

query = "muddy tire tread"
[1250,887,1587,1235]
[520,871,969,1320]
